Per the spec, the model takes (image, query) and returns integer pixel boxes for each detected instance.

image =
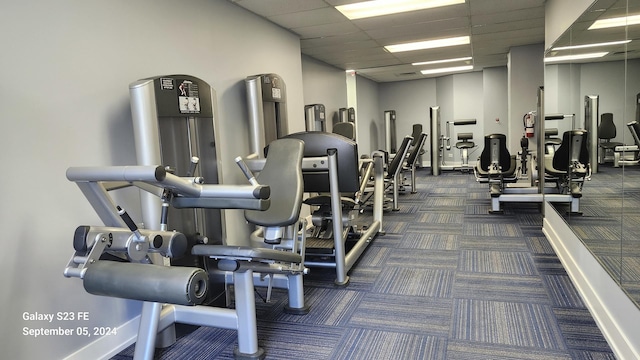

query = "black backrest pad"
[282,131,360,193]
[406,133,427,165]
[553,130,589,171]
[388,136,413,176]
[245,138,305,227]
[332,122,356,140]
[628,121,640,146]
[479,134,510,171]
[599,113,616,139]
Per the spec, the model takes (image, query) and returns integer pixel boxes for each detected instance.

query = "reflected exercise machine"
[474,87,591,214]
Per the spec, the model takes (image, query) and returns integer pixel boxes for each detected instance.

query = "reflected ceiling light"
[588,14,640,29]
[552,40,631,51]
[544,52,608,63]
[420,65,473,75]
[412,56,472,66]
[385,36,470,53]
[336,0,465,20]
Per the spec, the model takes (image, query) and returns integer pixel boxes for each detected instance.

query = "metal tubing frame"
[585,95,599,172]
[304,151,383,284]
[132,270,262,359]
[430,106,441,175]
[245,76,267,157]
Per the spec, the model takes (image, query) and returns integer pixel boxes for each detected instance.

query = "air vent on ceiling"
[611,50,636,56]
[396,72,418,77]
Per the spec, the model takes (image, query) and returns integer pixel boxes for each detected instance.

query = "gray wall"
[355,75,382,156]
[378,68,508,166]
[0,1,304,359]
[508,44,545,151]
[301,55,348,131]
[545,59,640,143]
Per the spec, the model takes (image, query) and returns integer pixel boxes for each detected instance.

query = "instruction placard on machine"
[177,79,201,114]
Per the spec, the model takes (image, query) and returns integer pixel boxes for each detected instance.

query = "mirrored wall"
[544,0,640,307]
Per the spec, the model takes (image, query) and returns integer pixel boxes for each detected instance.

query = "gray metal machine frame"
[63,165,287,359]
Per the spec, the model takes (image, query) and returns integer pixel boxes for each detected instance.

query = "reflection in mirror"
[544,0,640,308]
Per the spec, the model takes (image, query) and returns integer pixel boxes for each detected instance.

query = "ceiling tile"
[230,0,328,17]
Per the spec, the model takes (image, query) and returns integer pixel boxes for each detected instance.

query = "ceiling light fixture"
[420,65,473,75]
[385,36,470,53]
[552,40,631,51]
[336,0,465,20]
[412,56,472,66]
[544,52,608,63]
[588,14,640,29]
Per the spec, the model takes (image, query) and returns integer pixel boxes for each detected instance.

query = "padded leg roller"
[83,261,208,306]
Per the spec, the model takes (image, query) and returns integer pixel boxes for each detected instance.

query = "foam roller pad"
[83,261,208,306]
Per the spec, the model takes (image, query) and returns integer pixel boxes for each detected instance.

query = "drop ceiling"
[228,0,545,82]
[229,0,640,83]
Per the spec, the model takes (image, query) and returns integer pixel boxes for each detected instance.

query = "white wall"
[0,1,304,359]
[545,59,640,144]
[508,44,545,151]
[483,67,509,137]
[378,69,508,166]
[378,78,437,160]
[354,75,382,156]
[301,55,348,131]
[545,0,595,50]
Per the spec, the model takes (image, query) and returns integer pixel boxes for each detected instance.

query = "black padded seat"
[303,196,357,208]
[456,132,475,149]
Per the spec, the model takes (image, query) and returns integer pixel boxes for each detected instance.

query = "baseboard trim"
[63,315,140,360]
[543,202,640,360]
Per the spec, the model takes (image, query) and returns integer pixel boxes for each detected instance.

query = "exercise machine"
[246,73,288,157]
[474,87,590,214]
[401,132,428,194]
[124,75,307,358]
[64,138,308,360]
[130,74,224,303]
[282,131,385,286]
[339,107,356,123]
[384,110,397,153]
[305,104,326,132]
[612,93,640,167]
[429,106,478,175]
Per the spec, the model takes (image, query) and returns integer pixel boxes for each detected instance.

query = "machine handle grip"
[186,156,199,177]
[117,206,143,241]
[453,119,477,125]
[235,156,259,186]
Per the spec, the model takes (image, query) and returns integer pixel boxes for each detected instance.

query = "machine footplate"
[305,237,335,254]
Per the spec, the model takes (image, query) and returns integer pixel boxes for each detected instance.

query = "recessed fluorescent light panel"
[385,36,470,53]
[336,0,466,20]
[588,14,640,29]
[552,40,631,51]
[420,65,473,75]
[544,52,608,63]
[412,56,472,66]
